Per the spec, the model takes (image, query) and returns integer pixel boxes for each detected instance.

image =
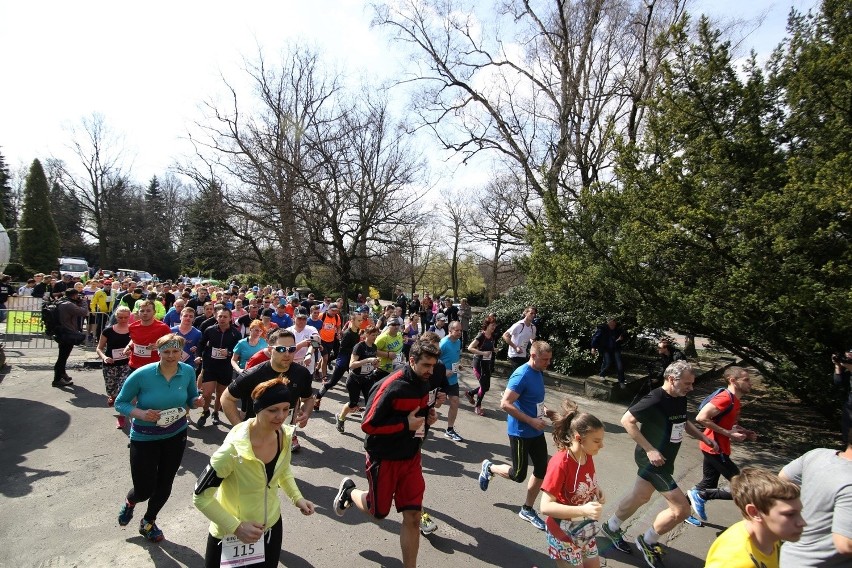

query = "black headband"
[252,383,292,414]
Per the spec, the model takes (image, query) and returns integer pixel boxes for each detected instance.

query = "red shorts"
[365,452,424,519]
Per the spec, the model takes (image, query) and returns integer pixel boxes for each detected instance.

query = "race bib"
[211,347,229,360]
[133,344,152,357]
[111,348,128,360]
[427,388,438,407]
[180,350,190,362]
[362,362,374,374]
[414,423,426,438]
[220,534,265,567]
[156,407,187,427]
[670,422,685,444]
[451,362,460,373]
[482,352,492,361]
[536,402,546,419]
[394,351,404,364]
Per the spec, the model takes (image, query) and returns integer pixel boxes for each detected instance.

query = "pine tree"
[0,149,11,227]
[18,159,61,271]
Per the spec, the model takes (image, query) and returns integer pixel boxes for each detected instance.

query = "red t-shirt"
[540,450,599,541]
[246,349,271,369]
[700,389,740,456]
[128,320,172,369]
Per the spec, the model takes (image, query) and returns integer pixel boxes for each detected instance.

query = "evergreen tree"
[0,149,12,227]
[180,180,236,279]
[18,159,61,272]
[49,181,89,259]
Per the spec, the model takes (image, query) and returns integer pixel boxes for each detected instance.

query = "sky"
[0,0,820,189]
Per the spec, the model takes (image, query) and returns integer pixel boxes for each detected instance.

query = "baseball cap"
[252,286,259,291]
[388,317,403,326]
[435,314,448,321]
[295,307,309,318]
[356,305,370,314]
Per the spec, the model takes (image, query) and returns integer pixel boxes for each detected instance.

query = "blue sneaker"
[117,501,135,526]
[688,488,707,522]
[519,507,546,531]
[684,515,703,527]
[478,459,493,491]
[139,518,164,542]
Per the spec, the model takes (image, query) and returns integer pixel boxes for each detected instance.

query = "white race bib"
[180,350,190,362]
[362,362,374,374]
[482,352,492,361]
[451,362,460,373]
[133,344,152,357]
[536,402,546,419]
[670,422,685,444]
[156,407,187,427]
[220,534,265,567]
[394,351,404,363]
[211,347,228,360]
[111,348,128,360]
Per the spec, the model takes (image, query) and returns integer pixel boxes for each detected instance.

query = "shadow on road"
[125,535,205,567]
[0,397,70,497]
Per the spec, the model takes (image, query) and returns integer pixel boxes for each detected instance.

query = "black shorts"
[635,446,678,492]
[321,340,335,356]
[508,433,548,482]
[202,367,233,386]
[346,372,376,408]
[443,383,460,398]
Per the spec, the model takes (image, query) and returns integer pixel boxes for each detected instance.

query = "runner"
[125,300,171,372]
[333,339,441,568]
[335,324,380,434]
[503,306,537,371]
[600,360,718,567]
[316,307,368,410]
[540,398,606,568]
[465,316,497,416]
[374,317,405,380]
[95,305,132,428]
[439,321,464,442]
[170,307,202,367]
[195,308,242,428]
[231,320,267,372]
[478,341,556,532]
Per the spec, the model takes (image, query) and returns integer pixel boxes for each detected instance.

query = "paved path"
[0,351,772,568]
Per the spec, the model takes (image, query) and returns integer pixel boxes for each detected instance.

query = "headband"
[253,383,292,414]
[158,339,182,351]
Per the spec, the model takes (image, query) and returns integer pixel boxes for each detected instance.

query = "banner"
[6,310,42,334]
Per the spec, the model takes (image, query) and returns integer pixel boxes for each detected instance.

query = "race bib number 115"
[221,534,264,567]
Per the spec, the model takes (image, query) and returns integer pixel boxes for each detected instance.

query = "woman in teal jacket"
[194,377,315,567]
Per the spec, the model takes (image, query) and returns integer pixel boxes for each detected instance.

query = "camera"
[832,353,852,365]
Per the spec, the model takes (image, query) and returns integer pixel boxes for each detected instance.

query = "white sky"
[0,0,820,188]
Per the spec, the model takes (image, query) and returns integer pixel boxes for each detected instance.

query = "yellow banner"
[6,310,42,334]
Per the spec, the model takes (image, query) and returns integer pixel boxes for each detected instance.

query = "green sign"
[6,310,42,334]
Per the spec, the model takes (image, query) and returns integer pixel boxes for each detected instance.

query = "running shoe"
[314,397,322,411]
[687,488,707,521]
[474,406,485,416]
[139,519,164,542]
[291,434,301,453]
[196,410,210,428]
[465,391,476,405]
[333,477,356,516]
[211,411,221,425]
[52,377,73,387]
[635,535,665,567]
[518,507,546,531]
[444,428,463,442]
[683,515,703,527]
[420,512,438,535]
[600,522,632,554]
[336,414,346,434]
[117,501,135,526]
[478,459,493,491]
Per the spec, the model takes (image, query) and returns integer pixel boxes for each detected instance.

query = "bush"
[226,273,266,289]
[3,261,36,281]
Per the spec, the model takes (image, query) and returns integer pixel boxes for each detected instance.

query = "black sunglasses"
[273,345,298,354]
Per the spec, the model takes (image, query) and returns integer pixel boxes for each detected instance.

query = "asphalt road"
[0,353,754,568]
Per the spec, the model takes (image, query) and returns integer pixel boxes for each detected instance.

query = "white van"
[58,257,90,279]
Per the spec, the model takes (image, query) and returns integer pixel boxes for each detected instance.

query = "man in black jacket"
[53,289,89,387]
[333,339,440,568]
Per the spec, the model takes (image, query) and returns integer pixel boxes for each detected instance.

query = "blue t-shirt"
[307,318,323,333]
[439,336,462,385]
[270,312,293,329]
[506,363,546,438]
[171,325,202,360]
[114,361,199,441]
[233,337,268,369]
[162,308,181,327]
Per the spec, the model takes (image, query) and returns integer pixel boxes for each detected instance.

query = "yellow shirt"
[705,520,780,568]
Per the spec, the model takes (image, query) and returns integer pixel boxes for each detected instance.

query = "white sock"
[607,516,623,532]
[643,528,660,545]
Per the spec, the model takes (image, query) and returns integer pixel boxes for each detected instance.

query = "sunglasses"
[273,345,298,354]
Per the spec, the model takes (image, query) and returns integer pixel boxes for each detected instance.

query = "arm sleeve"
[192,445,241,535]
[114,369,143,417]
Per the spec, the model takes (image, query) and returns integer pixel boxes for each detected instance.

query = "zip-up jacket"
[193,420,303,539]
[361,366,430,460]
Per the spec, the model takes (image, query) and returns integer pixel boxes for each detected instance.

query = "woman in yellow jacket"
[194,377,315,567]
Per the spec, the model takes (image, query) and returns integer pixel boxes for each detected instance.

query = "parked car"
[116,268,154,283]
[58,257,90,279]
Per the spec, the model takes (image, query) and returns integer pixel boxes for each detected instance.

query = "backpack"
[41,300,63,340]
[698,388,735,422]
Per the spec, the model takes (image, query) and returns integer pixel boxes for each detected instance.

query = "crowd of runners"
[18,274,851,567]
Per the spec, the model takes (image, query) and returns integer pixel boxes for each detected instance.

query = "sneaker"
[600,522,632,554]
[478,459,493,491]
[420,512,438,535]
[52,377,73,387]
[683,515,703,527]
[139,518,164,543]
[196,410,210,428]
[314,398,321,411]
[336,414,346,434]
[117,501,135,526]
[211,411,221,425]
[635,534,665,567]
[474,406,485,416]
[465,391,475,405]
[687,488,707,522]
[291,434,301,453]
[333,477,356,516]
[518,507,546,531]
[444,428,463,442]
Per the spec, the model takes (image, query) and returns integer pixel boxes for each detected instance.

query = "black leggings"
[468,358,492,406]
[346,373,376,408]
[127,431,187,521]
[694,451,739,500]
[318,354,351,398]
[54,340,75,381]
[205,517,283,568]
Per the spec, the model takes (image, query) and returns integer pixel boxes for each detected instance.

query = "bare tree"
[372,0,685,245]
[442,190,471,299]
[56,113,131,266]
